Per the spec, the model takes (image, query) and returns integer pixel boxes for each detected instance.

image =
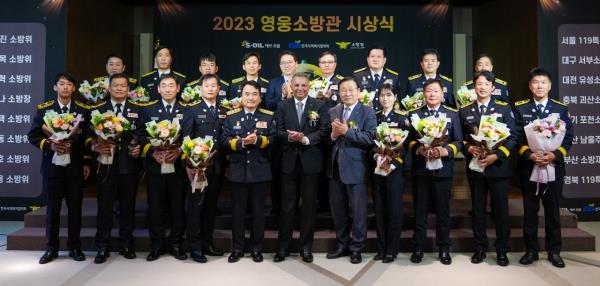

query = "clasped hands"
[417,144,449,160]
[330,118,349,139]
[467,145,499,168]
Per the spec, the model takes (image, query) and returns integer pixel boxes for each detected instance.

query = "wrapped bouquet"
[180,136,216,192]
[90,110,131,164]
[145,118,181,173]
[42,110,83,166]
[468,113,511,172]
[410,113,450,170]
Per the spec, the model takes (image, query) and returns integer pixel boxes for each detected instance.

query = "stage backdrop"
[154,4,453,96]
[0,0,66,220]
[538,0,600,220]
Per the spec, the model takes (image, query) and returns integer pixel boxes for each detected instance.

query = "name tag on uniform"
[261,87,267,93]
[330,84,338,90]
[466,116,474,120]
[197,114,206,119]
[496,114,503,118]
[256,121,267,128]
[219,114,227,119]
[151,116,159,121]
[443,87,448,93]
[176,114,184,119]
[492,89,501,96]
[523,114,532,118]
[219,90,226,96]
[233,124,242,130]
[384,79,394,85]
[389,122,398,127]
[127,112,138,118]
[147,83,154,87]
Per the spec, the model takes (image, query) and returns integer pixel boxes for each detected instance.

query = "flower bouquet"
[79,80,108,104]
[180,136,216,192]
[468,113,511,172]
[90,110,132,164]
[220,97,242,110]
[401,91,425,111]
[373,122,409,176]
[307,110,320,127]
[308,78,332,100]
[181,86,202,104]
[145,118,181,173]
[42,110,83,166]
[410,113,450,170]
[359,89,375,106]
[128,86,150,103]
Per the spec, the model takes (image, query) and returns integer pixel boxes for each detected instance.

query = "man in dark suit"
[87,73,144,264]
[273,73,328,263]
[326,77,377,264]
[265,50,298,111]
[139,74,188,262]
[352,45,401,112]
[140,46,186,101]
[408,79,462,265]
[184,74,228,263]
[406,49,455,109]
[459,71,517,266]
[513,68,573,268]
[28,72,91,264]
[221,81,277,263]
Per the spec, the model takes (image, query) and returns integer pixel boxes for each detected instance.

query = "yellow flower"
[186,141,195,148]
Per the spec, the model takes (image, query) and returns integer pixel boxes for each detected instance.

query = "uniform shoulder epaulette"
[258,108,274,116]
[495,100,508,106]
[74,100,91,110]
[260,77,269,83]
[37,100,54,109]
[88,101,107,109]
[463,80,473,86]
[186,101,201,107]
[515,99,530,106]
[227,108,241,115]
[186,79,200,87]
[353,67,367,73]
[551,98,567,106]
[177,100,188,107]
[440,74,453,82]
[461,101,475,109]
[132,99,159,107]
[394,109,408,116]
[385,68,398,76]
[220,79,230,86]
[173,71,187,78]
[335,74,344,80]
[231,77,244,84]
[129,78,137,84]
[408,74,422,81]
[141,70,156,78]
[495,78,507,86]
[442,105,458,112]
[375,110,383,115]
[93,76,106,82]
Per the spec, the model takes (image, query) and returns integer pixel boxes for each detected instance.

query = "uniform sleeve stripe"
[408,141,417,152]
[142,143,151,157]
[230,138,238,151]
[558,146,567,157]
[447,144,458,156]
[519,145,529,156]
[498,146,510,157]
[260,136,269,148]
[394,157,403,164]
[39,138,47,151]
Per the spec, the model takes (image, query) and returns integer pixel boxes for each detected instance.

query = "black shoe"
[300,249,313,263]
[326,248,350,259]
[273,251,286,262]
[382,254,396,263]
[496,252,509,266]
[146,249,162,261]
[169,246,188,260]
[190,250,207,263]
[373,252,384,261]
[39,250,58,264]
[350,252,362,264]
[69,249,86,262]
[519,251,539,265]
[439,249,452,265]
[471,250,486,264]
[250,251,263,262]
[548,253,565,268]
[94,249,110,264]
[202,245,224,256]
[228,251,244,263]
[410,250,424,263]
[119,247,136,259]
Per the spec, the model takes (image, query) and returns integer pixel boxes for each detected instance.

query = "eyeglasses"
[280,61,295,66]
[319,61,336,65]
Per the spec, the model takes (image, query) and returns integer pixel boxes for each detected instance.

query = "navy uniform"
[513,98,573,259]
[86,99,144,257]
[459,99,517,261]
[139,99,188,259]
[184,99,228,259]
[463,78,510,103]
[93,75,138,91]
[221,107,276,258]
[186,77,230,105]
[406,74,456,109]
[372,108,410,262]
[227,76,269,102]
[407,104,462,263]
[27,100,91,255]
[352,67,401,112]
[140,70,187,101]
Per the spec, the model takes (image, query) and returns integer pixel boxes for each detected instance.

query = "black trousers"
[186,173,223,251]
[270,144,282,214]
[317,144,331,212]
[373,169,405,256]
[412,176,452,250]
[521,177,563,254]
[95,172,138,249]
[468,176,510,252]
[147,172,185,250]
[277,160,319,252]
[45,174,84,251]
[230,181,268,252]
[329,178,368,252]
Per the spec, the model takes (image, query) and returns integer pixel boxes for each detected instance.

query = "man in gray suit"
[326,77,377,264]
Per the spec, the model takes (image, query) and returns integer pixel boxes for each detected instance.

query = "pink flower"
[542,129,552,138]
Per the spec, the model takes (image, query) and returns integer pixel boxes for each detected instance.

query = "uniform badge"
[151,116,159,121]
[466,116,474,120]
[330,85,338,90]
[219,90,226,96]
[219,114,226,119]
[147,83,155,87]
[234,121,241,129]
[256,121,267,128]
[492,89,501,96]
[127,112,138,118]
[443,87,448,93]
[384,79,393,85]
[176,114,184,119]
[197,114,206,119]
[389,122,398,127]
[261,87,267,93]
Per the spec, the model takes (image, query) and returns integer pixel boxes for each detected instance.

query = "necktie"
[373,74,380,87]
[296,102,304,123]
[246,112,253,122]
[166,104,172,116]
[209,105,215,116]
[343,107,350,122]
[430,109,439,118]
[479,105,486,115]
[536,104,544,118]
[61,106,68,113]
[115,103,123,117]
